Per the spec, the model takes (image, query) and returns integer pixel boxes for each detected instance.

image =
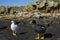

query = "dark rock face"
[0,18,60,40]
[8,7,12,13]
[58,3,60,9]
[32,5,37,10]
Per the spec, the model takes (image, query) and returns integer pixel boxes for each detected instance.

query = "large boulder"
[30,0,58,9]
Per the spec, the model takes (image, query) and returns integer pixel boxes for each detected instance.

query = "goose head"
[11,20,15,24]
[30,20,36,24]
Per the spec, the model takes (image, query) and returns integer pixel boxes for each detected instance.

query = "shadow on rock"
[0,26,7,30]
[44,33,54,38]
[18,32,27,35]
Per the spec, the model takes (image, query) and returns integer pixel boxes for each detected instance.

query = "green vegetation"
[55,0,60,2]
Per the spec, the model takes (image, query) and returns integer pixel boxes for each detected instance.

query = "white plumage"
[11,20,18,31]
[11,21,18,31]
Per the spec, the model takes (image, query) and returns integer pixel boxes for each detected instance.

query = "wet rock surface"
[0,17,60,40]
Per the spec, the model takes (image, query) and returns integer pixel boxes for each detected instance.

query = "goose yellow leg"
[40,34,44,40]
[35,33,44,40]
[35,33,39,40]
[12,30,16,36]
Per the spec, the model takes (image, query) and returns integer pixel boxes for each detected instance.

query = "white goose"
[11,20,19,36]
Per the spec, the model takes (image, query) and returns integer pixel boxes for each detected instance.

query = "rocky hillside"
[0,0,60,15]
[0,0,60,20]
[27,0,60,12]
[0,6,26,15]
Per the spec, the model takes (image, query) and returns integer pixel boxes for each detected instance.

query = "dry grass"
[2,15,15,19]
[0,13,60,20]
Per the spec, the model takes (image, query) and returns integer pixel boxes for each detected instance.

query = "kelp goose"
[11,20,19,36]
[30,20,46,39]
